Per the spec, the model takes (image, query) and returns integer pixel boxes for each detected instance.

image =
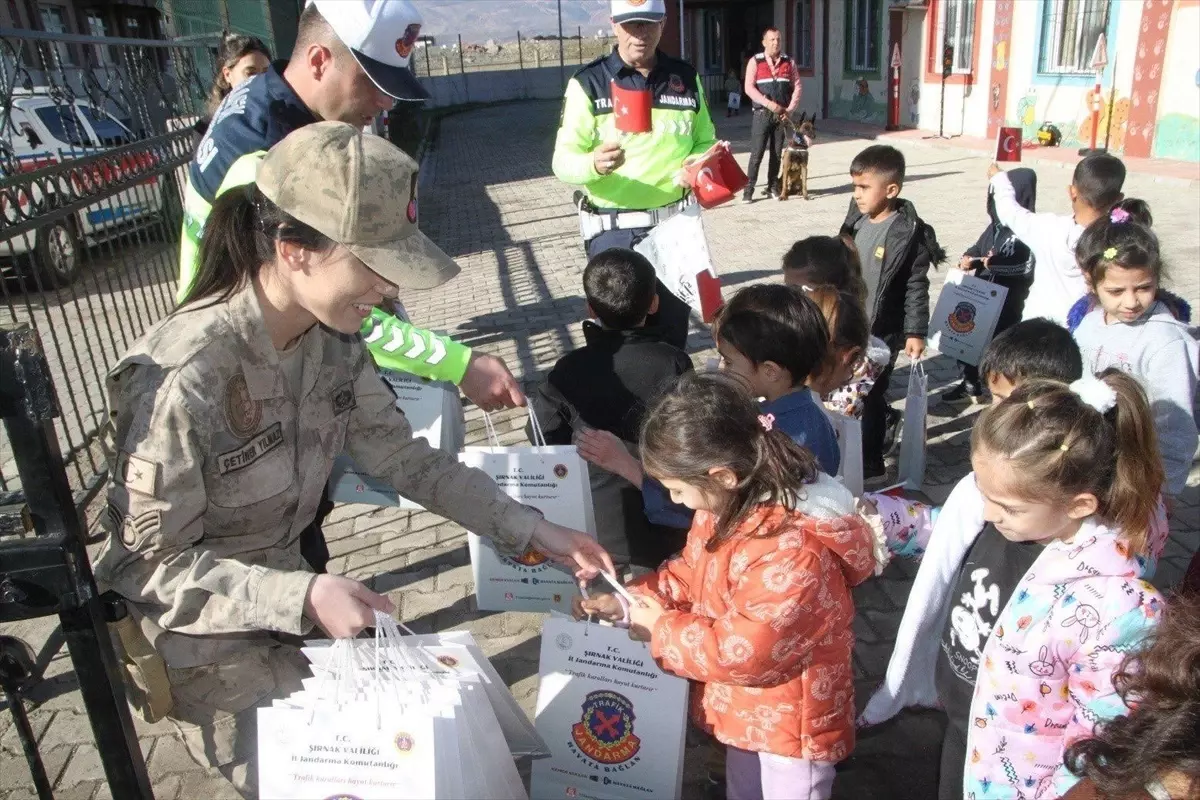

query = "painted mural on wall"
[909,79,920,125]
[1010,87,1131,154]
[830,78,886,124]
[1152,113,1200,161]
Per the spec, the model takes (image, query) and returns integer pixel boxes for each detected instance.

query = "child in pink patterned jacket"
[858,370,1164,800]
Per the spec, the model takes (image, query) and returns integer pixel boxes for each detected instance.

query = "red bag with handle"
[683,143,748,209]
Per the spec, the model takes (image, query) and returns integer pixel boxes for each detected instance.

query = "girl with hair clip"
[576,371,879,800]
[1068,199,1198,500]
[856,370,1166,800]
[1061,591,1200,800]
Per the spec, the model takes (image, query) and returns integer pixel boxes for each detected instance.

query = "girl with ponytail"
[576,372,878,800]
[859,369,1165,800]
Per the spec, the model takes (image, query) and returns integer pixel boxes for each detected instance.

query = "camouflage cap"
[257,121,459,290]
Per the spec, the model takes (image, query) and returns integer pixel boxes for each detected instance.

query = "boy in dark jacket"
[530,248,693,568]
[945,167,1038,402]
[839,145,946,479]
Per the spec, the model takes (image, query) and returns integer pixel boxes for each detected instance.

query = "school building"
[658,0,1199,162]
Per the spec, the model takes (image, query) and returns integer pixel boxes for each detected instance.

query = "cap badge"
[628,0,647,5]
[395,23,422,59]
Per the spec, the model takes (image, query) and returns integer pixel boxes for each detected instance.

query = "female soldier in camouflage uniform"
[93,121,613,797]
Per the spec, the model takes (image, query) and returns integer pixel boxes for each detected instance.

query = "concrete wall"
[915,2,996,137]
[893,0,1199,162]
[1000,0,1128,152]
[825,0,889,125]
[417,66,569,108]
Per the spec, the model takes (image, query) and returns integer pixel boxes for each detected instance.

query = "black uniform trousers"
[586,226,693,351]
[744,109,785,198]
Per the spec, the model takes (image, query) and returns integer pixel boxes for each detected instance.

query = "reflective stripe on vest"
[751,54,795,109]
[177,151,266,303]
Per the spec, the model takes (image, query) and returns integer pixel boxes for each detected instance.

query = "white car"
[0,91,166,287]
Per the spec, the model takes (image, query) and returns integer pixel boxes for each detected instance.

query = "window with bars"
[1040,0,1108,74]
[845,0,881,74]
[939,0,977,74]
[38,4,73,66]
[794,0,814,70]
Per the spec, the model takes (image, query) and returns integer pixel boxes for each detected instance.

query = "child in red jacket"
[578,372,878,800]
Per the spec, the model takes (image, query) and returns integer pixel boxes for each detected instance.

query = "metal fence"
[0,28,216,516]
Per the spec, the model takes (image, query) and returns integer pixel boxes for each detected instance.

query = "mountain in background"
[412,1,612,44]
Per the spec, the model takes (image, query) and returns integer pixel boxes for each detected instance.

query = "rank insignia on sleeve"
[106,503,162,548]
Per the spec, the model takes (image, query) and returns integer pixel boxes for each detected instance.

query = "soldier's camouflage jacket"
[94,283,540,669]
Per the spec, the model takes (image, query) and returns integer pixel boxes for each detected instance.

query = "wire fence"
[412,29,616,78]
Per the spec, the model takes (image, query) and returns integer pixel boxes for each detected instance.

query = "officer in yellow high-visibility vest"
[553,0,717,350]
[181,0,522,411]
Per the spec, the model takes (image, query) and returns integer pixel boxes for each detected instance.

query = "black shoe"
[763,186,778,198]
[864,459,886,480]
[882,407,903,455]
[943,380,984,404]
[741,193,754,204]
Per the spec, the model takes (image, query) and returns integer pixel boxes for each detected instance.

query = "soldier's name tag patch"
[874,245,885,260]
[332,382,356,416]
[106,503,162,548]
[217,422,284,475]
[115,452,160,497]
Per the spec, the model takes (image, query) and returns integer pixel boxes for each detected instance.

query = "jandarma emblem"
[947,301,977,334]
[571,690,641,765]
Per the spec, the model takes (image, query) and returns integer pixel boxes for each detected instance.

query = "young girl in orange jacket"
[577,372,879,800]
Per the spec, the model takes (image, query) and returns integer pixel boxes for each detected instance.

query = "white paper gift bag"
[303,630,548,758]
[530,616,688,800]
[826,409,864,497]
[327,369,465,508]
[897,361,929,491]
[257,704,439,799]
[462,410,597,615]
[634,204,723,322]
[263,613,528,799]
[927,271,1009,366]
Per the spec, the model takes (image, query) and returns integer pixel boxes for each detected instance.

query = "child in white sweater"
[989,153,1127,326]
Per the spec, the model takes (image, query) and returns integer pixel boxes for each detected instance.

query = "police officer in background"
[741,27,801,202]
[553,0,717,351]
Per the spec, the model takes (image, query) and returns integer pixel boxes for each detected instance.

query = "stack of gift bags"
[256,612,545,799]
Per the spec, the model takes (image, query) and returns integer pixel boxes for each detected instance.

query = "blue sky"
[412,1,612,43]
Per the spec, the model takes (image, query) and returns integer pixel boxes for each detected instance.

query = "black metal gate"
[1,28,216,524]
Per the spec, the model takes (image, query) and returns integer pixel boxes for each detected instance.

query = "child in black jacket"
[838,145,946,479]
[529,248,692,568]
[945,167,1038,402]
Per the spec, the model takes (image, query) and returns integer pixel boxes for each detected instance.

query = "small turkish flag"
[611,81,652,133]
[996,127,1022,162]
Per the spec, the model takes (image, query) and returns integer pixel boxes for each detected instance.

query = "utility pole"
[557,0,566,90]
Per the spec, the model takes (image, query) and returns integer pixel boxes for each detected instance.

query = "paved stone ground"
[1,100,1196,799]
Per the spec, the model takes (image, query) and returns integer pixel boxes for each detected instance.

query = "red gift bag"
[996,127,1022,162]
[611,81,652,134]
[683,144,748,209]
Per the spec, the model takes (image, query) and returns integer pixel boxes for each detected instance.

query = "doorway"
[725,1,774,79]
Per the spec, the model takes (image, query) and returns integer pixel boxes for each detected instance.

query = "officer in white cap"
[181,0,527,575]
[553,0,717,351]
[182,0,524,413]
